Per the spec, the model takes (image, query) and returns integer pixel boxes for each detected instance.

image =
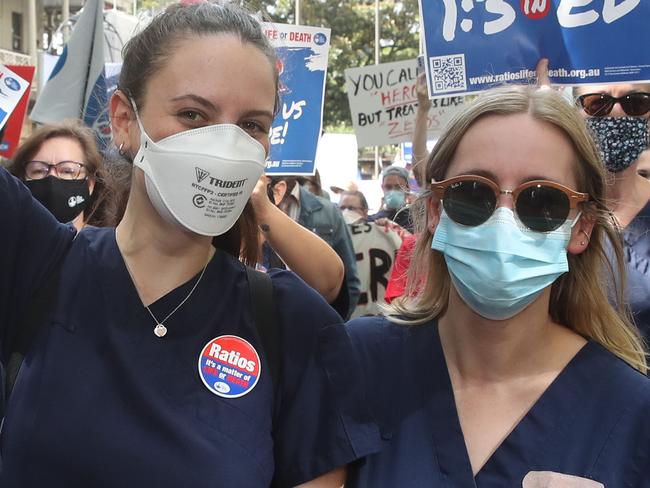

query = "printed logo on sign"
[198,335,261,398]
[195,167,209,183]
[4,77,20,91]
[313,32,327,46]
[520,0,550,19]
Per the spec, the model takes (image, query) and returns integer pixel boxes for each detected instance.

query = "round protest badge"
[198,335,261,398]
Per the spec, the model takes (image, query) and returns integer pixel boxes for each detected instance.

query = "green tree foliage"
[249,0,421,129]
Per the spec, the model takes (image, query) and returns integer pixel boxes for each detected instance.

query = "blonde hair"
[389,85,647,373]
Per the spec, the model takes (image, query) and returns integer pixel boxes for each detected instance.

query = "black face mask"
[586,117,649,173]
[24,176,90,224]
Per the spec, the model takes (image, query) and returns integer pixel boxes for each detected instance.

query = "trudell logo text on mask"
[196,167,209,183]
[195,166,247,189]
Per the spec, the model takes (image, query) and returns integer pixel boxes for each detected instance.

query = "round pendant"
[154,323,168,338]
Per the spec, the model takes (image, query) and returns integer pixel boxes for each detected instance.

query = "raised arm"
[412,72,432,187]
[0,167,75,357]
[535,58,551,89]
[250,175,344,303]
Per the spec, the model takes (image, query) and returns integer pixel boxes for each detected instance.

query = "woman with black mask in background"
[8,119,108,229]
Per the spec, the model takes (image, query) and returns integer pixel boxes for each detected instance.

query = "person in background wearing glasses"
[8,119,108,230]
[368,165,415,233]
[345,86,650,487]
[574,84,650,342]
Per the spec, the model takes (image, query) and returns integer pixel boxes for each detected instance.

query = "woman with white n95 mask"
[0,3,379,487]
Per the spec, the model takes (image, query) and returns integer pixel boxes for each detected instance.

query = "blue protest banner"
[419,0,650,97]
[263,23,331,175]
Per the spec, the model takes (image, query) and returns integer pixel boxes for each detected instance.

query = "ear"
[426,195,441,234]
[567,213,595,255]
[110,90,136,154]
[272,180,287,205]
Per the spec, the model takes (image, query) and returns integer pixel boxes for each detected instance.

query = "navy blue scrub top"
[346,316,650,488]
[0,168,380,487]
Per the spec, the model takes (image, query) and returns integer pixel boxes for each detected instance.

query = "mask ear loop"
[569,210,583,228]
[128,97,152,149]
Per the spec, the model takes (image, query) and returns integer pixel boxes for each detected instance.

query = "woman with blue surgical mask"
[345,86,650,487]
[575,83,650,342]
[0,3,379,486]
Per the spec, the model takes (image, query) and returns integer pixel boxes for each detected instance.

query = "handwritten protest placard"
[345,59,466,148]
[419,0,650,97]
[263,23,331,175]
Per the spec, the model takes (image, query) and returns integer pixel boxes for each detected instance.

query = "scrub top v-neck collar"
[428,323,594,487]
[98,228,223,340]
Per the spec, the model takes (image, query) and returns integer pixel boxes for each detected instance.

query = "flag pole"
[374,0,380,179]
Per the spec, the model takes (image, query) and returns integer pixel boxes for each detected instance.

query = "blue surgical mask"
[384,190,406,210]
[431,207,578,320]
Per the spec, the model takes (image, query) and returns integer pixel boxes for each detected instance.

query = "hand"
[416,72,432,112]
[375,217,411,238]
[250,174,273,217]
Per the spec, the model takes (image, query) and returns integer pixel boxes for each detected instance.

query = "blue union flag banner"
[418,0,650,97]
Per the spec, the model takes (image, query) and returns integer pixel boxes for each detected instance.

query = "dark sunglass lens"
[581,94,612,116]
[622,93,650,116]
[443,180,496,226]
[516,185,570,232]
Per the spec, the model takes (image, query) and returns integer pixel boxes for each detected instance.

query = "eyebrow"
[451,168,562,185]
[242,109,275,121]
[452,168,497,180]
[170,94,217,111]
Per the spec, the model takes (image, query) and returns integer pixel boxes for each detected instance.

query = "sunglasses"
[431,175,589,232]
[577,92,650,117]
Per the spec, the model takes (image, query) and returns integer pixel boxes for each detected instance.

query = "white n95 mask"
[131,104,266,236]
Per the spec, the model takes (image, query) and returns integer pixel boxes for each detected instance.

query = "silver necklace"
[123,257,210,338]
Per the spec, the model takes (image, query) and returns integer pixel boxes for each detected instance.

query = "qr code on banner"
[430,54,467,94]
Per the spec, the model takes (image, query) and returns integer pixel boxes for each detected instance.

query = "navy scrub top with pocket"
[346,316,650,488]
[0,168,380,487]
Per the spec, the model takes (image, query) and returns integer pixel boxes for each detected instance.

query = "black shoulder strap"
[245,267,282,394]
[5,262,63,401]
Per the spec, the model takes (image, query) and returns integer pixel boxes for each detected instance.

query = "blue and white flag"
[31,0,109,148]
[419,0,650,97]
[263,23,331,175]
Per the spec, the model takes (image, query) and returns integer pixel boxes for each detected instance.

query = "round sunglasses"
[431,175,589,232]
[577,92,650,117]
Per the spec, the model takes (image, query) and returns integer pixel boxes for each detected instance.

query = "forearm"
[412,108,430,186]
[257,203,344,302]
